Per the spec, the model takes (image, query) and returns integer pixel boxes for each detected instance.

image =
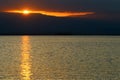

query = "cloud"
[4,10,94,17]
[0,0,120,19]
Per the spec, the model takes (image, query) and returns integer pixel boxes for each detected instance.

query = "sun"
[4,10,95,17]
[23,10,30,15]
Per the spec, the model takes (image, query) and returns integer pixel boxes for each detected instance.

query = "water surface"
[0,36,120,80]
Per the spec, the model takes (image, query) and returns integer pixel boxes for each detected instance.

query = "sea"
[0,36,120,80]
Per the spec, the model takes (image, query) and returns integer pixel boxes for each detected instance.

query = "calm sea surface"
[0,36,120,80]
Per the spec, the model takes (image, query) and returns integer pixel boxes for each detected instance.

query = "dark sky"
[0,0,120,35]
[0,0,120,12]
[0,0,120,19]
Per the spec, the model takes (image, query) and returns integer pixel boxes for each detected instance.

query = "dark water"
[0,36,120,80]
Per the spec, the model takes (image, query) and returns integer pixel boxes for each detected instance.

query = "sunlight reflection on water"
[21,36,32,80]
[0,36,120,80]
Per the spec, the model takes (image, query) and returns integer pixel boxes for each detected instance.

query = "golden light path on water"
[4,10,94,17]
[21,36,32,80]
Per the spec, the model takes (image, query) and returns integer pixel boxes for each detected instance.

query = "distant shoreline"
[0,34,120,36]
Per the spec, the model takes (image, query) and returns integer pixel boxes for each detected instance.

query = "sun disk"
[23,10,30,14]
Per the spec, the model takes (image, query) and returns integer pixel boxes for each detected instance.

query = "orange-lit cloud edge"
[4,10,95,17]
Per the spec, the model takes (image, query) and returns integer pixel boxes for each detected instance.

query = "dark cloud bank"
[0,0,120,35]
[0,13,120,35]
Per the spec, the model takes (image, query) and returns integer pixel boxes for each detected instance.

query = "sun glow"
[23,10,30,15]
[4,10,94,17]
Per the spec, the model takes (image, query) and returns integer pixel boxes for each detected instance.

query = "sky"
[0,0,120,18]
[0,0,120,35]
[0,0,120,13]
